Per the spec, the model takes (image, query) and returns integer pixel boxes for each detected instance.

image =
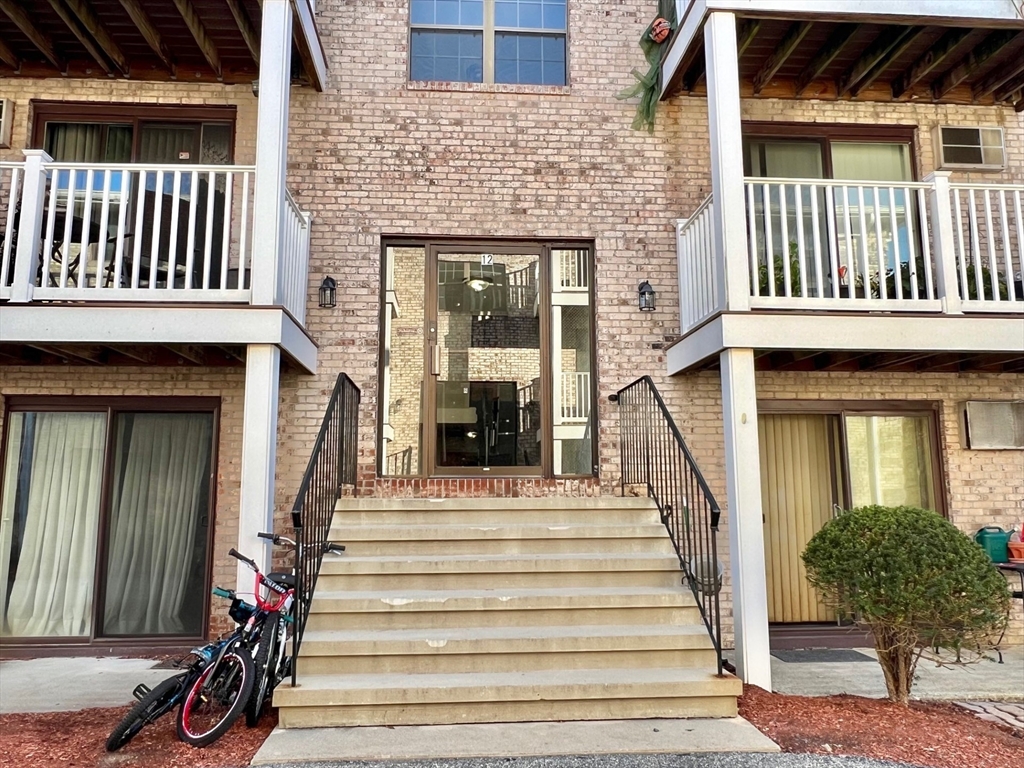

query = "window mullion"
[483,0,495,84]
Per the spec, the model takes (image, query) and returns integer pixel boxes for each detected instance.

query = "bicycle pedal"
[132,683,152,701]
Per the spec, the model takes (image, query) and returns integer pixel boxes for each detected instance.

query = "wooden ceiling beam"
[167,344,209,365]
[692,19,760,89]
[46,0,114,75]
[795,23,858,95]
[224,0,259,66]
[0,0,64,71]
[972,48,1024,99]
[753,21,813,95]
[61,0,129,75]
[932,30,1019,100]
[27,344,106,364]
[0,35,19,69]
[891,29,970,99]
[838,25,923,98]
[993,71,1024,103]
[171,0,222,79]
[117,0,175,75]
[850,25,925,97]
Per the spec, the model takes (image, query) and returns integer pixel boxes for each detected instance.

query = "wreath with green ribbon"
[617,1,678,133]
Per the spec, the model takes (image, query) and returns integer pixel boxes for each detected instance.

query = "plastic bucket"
[974,527,1011,563]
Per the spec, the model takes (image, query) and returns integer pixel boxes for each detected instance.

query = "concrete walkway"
[771,646,1024,701]
[250,720,780,765]
[255,754,915,768]
[0,656,171,713]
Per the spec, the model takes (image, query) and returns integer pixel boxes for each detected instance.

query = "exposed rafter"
[795,23,858,95]
[837,25,923,97]
[0,35,19,69]
[932,30,1019,99]
[224,0,259,65]
[117,0,175,75]
[46,0,114,75]
[849,26,924,97]
[974,55,1024,100]
[0,0,63,71]
[61,0,129,75]
[995,72,1024,102]
[753,21,813,94]
[891,29,970,99]
[682,44,705,91]
[171,0,222,78]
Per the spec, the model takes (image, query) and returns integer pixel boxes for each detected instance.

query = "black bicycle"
[104,592,239,752]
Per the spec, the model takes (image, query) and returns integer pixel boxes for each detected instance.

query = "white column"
[720,347,771,689]
[237,344,281,590]
[924,171,963,315]
[251,0,293,307]
[704,11,750,313]
[9,150,52,303]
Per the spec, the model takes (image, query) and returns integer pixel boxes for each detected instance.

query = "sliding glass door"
[0,403,216,643]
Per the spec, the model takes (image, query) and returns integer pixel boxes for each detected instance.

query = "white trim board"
[0,305,318,373]
[666,312,1024,373]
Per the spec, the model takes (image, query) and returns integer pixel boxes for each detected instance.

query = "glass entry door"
[426,247,547,475]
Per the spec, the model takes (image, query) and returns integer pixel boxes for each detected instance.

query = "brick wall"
[0,367,246,638]
[0,79,258,164]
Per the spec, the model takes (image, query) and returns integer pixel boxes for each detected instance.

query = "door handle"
[430,344,440,375]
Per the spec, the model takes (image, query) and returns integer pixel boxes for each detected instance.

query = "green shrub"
[802,505,1011,705]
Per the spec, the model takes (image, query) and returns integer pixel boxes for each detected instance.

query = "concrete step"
[296,624,718,674]
[274,667,741,727]
[331,523,674,556]
[304,586,700,631]
[333,497,660,527]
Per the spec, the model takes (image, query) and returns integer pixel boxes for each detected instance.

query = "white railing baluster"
[95,170,112,287]
[113,170,129,288]
[132,170,146,289]
[873,186,887,301]
[239,171,250,290]
[916,188,934,300]
[967,189,984,300]
[810,184,823,299]
[825,185,841,300]
[80,169,94,285]
[218,171,233,290]
[0,165,20,289]
[779,183,792,297]
[763,184,775,297]
[887,187,902,300]
[952,187,968,301]
[904,186,919,300]
[59,170,77,288]
[168,170,183,289]
[150,170,164,288]
[982,189,998,299]
[746,182,758,295]
[794,184,807,297]
[1014,190,1023,301]
[998,189,1013,302]
[856,185,870,300]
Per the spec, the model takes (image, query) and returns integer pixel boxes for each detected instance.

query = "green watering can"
[974,526,1011,563]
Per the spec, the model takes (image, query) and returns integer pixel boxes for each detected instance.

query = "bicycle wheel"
[176,648,255,748]
[245,611,281,727]
[106,674,186,752]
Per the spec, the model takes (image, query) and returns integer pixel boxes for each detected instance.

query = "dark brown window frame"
[756,399,947,517]
[30,101,237,164]
[377,236,599,480]
[742,121,919,181]
[0,395,221,649]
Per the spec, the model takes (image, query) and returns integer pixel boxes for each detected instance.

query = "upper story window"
[410,0,567,86]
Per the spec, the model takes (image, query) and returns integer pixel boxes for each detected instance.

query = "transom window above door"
[409,0,568,85]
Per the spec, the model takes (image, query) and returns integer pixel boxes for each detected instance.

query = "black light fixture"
[638,280,656,311]
[318,276,337,308]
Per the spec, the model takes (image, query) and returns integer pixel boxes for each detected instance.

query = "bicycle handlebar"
[228,548,258,571]
[258,531,298,548]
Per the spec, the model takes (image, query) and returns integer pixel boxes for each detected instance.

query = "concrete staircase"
[273,497,740,728]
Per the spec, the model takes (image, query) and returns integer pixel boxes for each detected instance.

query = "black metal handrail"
[613,375,724,675]
[289,373,360,686]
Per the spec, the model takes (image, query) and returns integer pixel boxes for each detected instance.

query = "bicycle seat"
[267,572,295,589]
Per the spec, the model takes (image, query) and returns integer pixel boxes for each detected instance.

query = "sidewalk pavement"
[254,754,916,768]
[0,656,171,713]
[770,645,1024,701]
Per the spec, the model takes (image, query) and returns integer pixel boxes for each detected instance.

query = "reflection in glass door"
[429,250,545,474]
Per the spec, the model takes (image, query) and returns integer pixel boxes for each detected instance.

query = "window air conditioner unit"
[0,99,11,148]
[962,401,1024,449]
[936,126,1005,171]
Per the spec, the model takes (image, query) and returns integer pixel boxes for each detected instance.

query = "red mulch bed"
[0,706,275,768]
[740,684,1024,768]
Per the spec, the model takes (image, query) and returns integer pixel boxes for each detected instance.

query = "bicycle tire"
[176,648,255,748]
[245,611,281,727]
[105,674,185,752]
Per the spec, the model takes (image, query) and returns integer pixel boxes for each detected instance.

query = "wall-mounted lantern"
[318,276,337,308]
[638,281,656,312]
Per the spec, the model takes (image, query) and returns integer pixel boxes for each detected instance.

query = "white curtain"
[846,415,936,510]
[102,414,212,636]
[1,413,106,637]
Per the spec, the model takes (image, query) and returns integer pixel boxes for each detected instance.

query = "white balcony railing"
[560,371,592,423]
[677,194,720,333]
[677,175,1023,327]
[1,153,312,321]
